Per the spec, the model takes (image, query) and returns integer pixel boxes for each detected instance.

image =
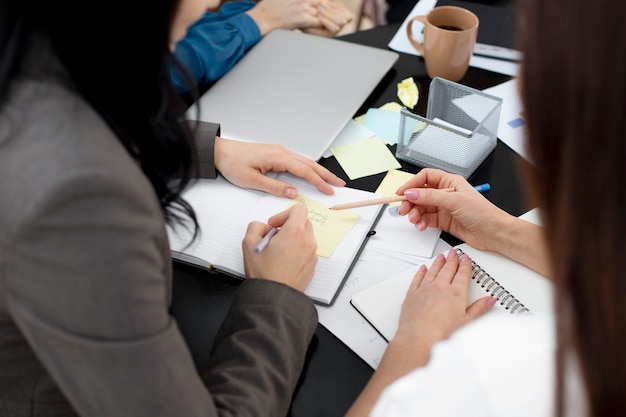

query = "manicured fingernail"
[418,264,427,272]
[285,187,297,198]
[486,297,498,309]
[403,189,419,200]
[447,249,457,259]
[436,253,445,261]
[460,253,470,262]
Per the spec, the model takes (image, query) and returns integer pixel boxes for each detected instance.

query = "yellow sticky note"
[379,102,404,112]
[288,195,360,258]
[374,169,416,207]
[331,137,401,180]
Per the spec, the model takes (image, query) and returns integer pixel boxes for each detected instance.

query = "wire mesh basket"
[396,77,503,178]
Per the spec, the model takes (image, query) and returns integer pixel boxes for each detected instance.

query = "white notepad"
[351,210,553,341]
[167,173,385,306]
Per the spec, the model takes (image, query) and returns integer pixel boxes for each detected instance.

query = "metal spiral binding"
[454,248,531,315]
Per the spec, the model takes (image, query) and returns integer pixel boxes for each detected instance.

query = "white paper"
[366,207,442,259]
[481,78,532,164]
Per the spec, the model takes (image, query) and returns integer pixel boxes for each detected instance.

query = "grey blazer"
[0,39,317,417]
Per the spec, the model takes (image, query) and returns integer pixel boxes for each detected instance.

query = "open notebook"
[351,211,553,341]
[167,173,385,306]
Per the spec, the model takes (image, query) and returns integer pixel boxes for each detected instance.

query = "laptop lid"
[186,29,399,161]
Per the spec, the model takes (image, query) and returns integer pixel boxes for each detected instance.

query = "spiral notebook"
[351,240,553,342]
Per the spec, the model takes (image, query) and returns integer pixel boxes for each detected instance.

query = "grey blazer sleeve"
[203,280,318,417]
[191,120,220,179]
[5,155,317,417]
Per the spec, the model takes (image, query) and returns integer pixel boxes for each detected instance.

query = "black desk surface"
[171,22,533,417]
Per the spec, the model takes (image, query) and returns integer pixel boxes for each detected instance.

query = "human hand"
[246,0,322,35]
[247,0,353,37]
[394,250,496,353]
[395,168,512,252]
[242,204,317,291]
[304,0,354,37]
[214,137,345,198]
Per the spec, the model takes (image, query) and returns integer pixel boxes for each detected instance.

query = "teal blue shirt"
[171,1,260,92]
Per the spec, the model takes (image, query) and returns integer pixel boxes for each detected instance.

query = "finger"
[246,173,300,199]
[466,296,498,321]
[403,187,459,210]
[408,263,428,292]
[281,156,345,195]
[318,2,352,26]
[422,252,446,283]
[317,14,341,34]
[266,208,291,228]
[243,221,275,252]
[451,252,473,288]
[436,248,461,284]
[304,157,346,189]
[280,204,317,251]
[415,210,446,231]
[266,202,309,228]
[395,168,449,195]
[282,203,310,227]
[322,0,354,21]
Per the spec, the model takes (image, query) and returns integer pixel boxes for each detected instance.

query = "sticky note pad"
[362,108,401,144]
[379,102,404,112]
[331,137,401,180]
[288,195,360,258]
[374,170,416,207]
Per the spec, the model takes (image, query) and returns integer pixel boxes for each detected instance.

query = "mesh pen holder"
[396,77,503,178]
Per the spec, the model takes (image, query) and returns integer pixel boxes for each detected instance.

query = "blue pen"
[388,183,491,216]
[473,183,491,193]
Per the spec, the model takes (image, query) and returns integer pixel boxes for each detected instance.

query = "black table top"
[171,22,532,417]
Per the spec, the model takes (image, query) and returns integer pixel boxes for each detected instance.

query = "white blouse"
[371,313,587,417]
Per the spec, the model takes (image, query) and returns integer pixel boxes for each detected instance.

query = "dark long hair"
[518,0,626,415]
[0,0,199,232]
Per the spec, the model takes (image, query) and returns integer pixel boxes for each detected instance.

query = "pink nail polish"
[403,189,419,200]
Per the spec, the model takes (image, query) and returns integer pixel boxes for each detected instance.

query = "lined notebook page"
[167,176,266,275]
[167,173,384,305]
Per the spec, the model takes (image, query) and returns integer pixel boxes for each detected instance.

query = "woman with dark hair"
[0,0,345,415]
[347,0,626,415]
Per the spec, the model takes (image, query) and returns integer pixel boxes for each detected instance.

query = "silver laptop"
[186,29,399,161]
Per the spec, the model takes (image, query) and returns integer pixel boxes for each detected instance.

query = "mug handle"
[406,16,426,55]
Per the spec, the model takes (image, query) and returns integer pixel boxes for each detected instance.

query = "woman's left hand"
[214,136,345,198]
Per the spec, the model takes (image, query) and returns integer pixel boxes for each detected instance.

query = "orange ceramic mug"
[406,6,479,82]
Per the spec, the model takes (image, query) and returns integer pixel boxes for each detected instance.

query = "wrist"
[484,211,518,253]
[245,8,273,36]
[386,334,433,371]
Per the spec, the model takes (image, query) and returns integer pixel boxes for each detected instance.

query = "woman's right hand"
[396,168,513,252]
[242,204,318,292]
